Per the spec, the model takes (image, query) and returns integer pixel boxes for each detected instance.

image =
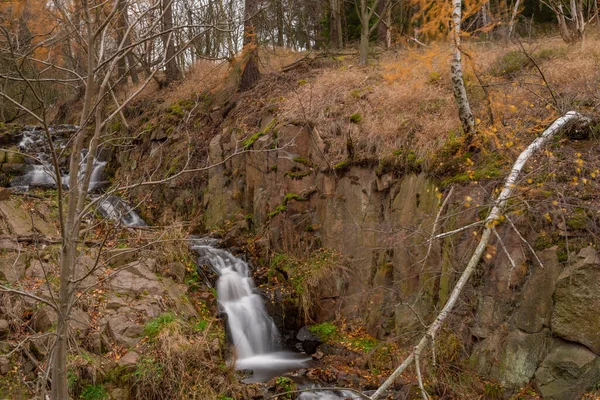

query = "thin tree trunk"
[161,0,181,86]
[359,0,370,65]
[450,0,475,137]
[239,0,261,91]
[508,0,521,38]
[330,0,343,48]
[276,0,285,47]
[371,111,589,400]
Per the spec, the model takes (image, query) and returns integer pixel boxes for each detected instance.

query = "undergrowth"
[270,248,347,322]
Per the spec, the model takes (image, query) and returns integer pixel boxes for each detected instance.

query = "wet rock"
[552,247,600,353]
[534,340,600,400]
[296,326,322,354]
[0,319,9,338]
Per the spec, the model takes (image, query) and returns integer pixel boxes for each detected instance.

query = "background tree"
[357,0,391,65]
[239,0,261,91]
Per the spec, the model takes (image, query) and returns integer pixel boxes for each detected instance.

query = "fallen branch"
[371,111,589,400]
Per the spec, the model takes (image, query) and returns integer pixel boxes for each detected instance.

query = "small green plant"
[349,113,362,123]
[194,319,208,332]
[144,312,177,339]
[167,103,185,118]
[275,376,296,399]
[267,204,287,219]
[309,322,338,342]
[80,384,108,400]
[292,156,314,167]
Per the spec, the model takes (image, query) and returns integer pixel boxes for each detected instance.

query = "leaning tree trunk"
[239,0,260,92]
[450,0,475,137]
[358,0,370,65]
[371,111,589,400]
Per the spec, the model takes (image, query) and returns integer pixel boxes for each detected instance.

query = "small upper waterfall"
[10,125,145,227]
[190,239,309,382]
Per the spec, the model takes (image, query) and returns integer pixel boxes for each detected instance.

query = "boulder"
[534,340,600,400]
[0,252,26,284]
[162,262,186,282]
[0,319,9,338]
[552,247,600,353]
[69,308,91,336]
[105,314,144,347]
[514,249,561,333]
[105,248,137,267]
[108,261,163,296]
[31,307,57,332]
[0,356,9,375]
[117,351,140,373]
[490,329,551,390]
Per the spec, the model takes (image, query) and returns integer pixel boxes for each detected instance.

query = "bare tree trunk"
[508,0,522,38]
[358,0,389,65]
[450,0,475,137]
[161,0,181,86]
[330,0,343,48]
[371,111,589,400]
[276,0,285,47]
[359,0,371,65]
[239,0,261,91]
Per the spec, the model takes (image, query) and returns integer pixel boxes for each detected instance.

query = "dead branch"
[371,111,589,400]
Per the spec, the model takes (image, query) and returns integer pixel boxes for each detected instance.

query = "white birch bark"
[508,0,522,38]
[371,111,588,400]
[450,0,475,136]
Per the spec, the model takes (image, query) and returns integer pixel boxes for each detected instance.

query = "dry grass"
[131,317,242,400]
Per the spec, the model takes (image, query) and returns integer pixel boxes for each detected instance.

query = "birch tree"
[371,111,589,400]
[450,0,475,137]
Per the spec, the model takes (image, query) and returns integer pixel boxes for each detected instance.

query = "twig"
[506,216,544,268]
[492,228,518,288]
[266,386,370,399]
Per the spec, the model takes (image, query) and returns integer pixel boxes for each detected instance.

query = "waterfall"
[190,240,310,382]
[11,126,146,226]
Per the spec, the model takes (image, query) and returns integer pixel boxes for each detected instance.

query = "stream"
[190,238,362,399]
[10,125,145,226]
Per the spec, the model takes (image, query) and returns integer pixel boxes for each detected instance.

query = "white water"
[190,242,310,382]
[94,195,146,227]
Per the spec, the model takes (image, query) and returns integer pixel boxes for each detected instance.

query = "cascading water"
[190,239,310,383]
[10,125,145,226]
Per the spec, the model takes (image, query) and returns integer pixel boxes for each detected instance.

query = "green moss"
[282,193,304,205]
[242,118,277,149]
[267,205,287,219]
[275,376,296,399]
[333,160,350,171]
[567,209,588,230]
[349,113,362,123]
[428,71,441,84]
[308,322,338,342]
[284,169,312,180]
[167,103,185,118]
[292,156,314,167]
[270,165,278,172]
[297,79,307,86]
[144,312,177,339]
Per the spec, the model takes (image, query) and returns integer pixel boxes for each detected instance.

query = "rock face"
[534,340,600,400]
[552,247,600,354]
